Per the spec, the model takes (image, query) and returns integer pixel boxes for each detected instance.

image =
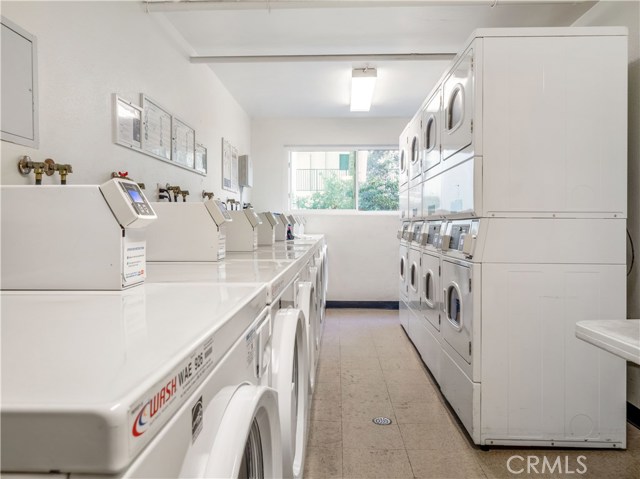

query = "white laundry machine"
[1,283,286,478]
[435,218,626,448]
[406,220,444,384]
[146,257,316,478]
[397,221,412,332]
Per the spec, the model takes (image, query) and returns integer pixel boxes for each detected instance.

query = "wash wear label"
[128,334,215,454]
[123,240,147,287]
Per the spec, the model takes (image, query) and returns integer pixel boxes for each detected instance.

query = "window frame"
[287,145,399,213]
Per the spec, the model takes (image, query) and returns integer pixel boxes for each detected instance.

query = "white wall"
[1,1,249,204]
[251,118,407,302]
[573,0,640,410]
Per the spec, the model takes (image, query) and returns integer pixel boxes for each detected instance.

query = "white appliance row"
[399,27,627,221]
[0,178,327,479]
[397,24,628,452]
[399,217,627,448]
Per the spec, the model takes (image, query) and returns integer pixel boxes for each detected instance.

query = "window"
[289,148,399,211]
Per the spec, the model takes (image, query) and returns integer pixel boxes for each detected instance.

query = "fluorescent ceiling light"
[350,68,377,112]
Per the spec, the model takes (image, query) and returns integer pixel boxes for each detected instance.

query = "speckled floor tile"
[342,448,413,479]
[303,445,342,479]
[308,420,342,448]
[408,448,487,479]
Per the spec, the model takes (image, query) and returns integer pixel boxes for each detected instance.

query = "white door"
[408,123,421,184]
[442,46,475,163]
[441,259,473,364]
[422,89,442,176]
[272,309,309,479]
[421,251,441,331]
[399,130,409,187]
[408,246,421,312]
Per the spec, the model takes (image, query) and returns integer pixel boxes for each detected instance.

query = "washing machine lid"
[225,248,310,261]
[1,282,267,474]
[147,259,301,303]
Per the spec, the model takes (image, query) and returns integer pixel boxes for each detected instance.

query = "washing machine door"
[421,252,441,331]
[307,266,322,340]
[441,259,473,364]
[298,281,318,393]
[272,309,309,479]
[204,385,282,479]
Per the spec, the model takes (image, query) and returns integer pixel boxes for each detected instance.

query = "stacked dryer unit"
[399,27,628,448]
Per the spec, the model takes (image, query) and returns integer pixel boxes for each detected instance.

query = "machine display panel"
[449,223,471,251]
[120,182,154,216]
[426,222,442,245]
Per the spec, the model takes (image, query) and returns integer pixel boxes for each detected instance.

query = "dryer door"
[272,309,309,479]
[441,259,473,364]
[421,252,441,331]
[203,385,282,479]
[442,47,475,163]
[422,89,442,176]
[298,281,318,392]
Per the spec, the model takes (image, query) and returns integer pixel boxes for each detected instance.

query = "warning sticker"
[128,334,215,455]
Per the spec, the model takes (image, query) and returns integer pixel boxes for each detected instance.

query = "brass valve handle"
[180,190,190,201]
[202,191,214,200]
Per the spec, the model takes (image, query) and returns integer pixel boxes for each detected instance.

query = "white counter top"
[575,320,640,365]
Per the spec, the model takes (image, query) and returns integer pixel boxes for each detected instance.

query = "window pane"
[356,150,399,211]
[291,151,355,209]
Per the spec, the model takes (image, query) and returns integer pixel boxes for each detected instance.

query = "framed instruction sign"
[141,95,171,162]
[113,95,142,150]
[172,117,195,169]
[195,143,207,174]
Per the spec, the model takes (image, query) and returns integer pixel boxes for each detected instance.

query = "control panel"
[440,220,478,256]
[99,178,157,228]
[262,212,279,227]
[245,208,262,228]
[204,199,233,226]
[411,221,424,245]
[422,221,442,246]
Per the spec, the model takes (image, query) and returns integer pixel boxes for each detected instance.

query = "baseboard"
[326,301,399,310]
[629,402,640,430]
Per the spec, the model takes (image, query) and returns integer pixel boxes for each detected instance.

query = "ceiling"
[148,0,597,119]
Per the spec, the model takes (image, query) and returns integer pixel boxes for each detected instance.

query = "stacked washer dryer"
[1,179,286,478]
[399,27,629,448]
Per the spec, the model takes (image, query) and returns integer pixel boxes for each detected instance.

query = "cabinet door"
[442,47,474,163]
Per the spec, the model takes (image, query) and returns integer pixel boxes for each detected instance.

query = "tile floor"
[303,308,640,479]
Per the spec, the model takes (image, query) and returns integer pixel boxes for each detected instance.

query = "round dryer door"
[272,309,310,479]
[204,385,282,479]
[298,281,319,393]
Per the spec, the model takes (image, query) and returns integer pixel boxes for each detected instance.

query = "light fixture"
[350,67,377,112]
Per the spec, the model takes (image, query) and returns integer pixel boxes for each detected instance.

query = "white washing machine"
[397,221,411,332]
[435,218,626,448]
[146,257,316,478]
[407,220,444,384]
[1,283,285,478]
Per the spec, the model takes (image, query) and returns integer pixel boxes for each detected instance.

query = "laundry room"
[1,1,639,478]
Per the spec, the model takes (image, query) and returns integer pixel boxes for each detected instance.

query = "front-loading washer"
[146,258,313,478]
[1,283,285,478]
[398,221,411,331]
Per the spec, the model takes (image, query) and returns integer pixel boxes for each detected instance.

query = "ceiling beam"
[146,0,594,12]
[190,53,457,63]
